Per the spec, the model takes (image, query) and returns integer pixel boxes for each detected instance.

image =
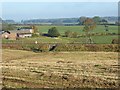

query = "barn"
[1,27,35,40]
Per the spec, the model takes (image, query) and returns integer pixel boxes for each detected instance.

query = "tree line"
[1,16,118,31]
[1,16,117,25]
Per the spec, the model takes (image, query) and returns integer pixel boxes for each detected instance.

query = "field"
[37,25,118,35]
[2,35,118,44]
[2,49,119,88]
[2,25,119,89]
[4,25,117,44]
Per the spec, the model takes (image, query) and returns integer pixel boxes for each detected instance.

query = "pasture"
[5,25,118,44]
[2,49,119,88]
[2,34,118,44]
[37,25,118,35]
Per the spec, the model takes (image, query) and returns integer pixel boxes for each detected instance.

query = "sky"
[0,0,119,2]
[1,2,118,21]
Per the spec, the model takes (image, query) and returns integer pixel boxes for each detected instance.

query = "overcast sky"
[1,2,118,21]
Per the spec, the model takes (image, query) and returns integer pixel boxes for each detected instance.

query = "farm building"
[1,27,35,40]
[9,32,18,40]
[17,30,33,38]
[18,27,34,33]
[1,31,18,40]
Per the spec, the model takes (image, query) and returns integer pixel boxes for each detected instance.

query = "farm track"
[1,49,119,88]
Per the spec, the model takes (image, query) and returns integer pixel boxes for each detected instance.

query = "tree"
[48,27,60,37]
[93,16,101,24]
[78,16,87,25]
[32,25,38,33]
[83,18,96,44]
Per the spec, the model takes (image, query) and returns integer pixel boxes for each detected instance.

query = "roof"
[1,30,11,34]
[10,29,32,34]
[17,30,31,34]
[1,26,33,35]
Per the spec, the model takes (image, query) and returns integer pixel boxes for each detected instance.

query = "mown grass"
[2,49,119,88]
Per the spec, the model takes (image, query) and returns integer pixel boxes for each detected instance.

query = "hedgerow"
[2,43,120,52]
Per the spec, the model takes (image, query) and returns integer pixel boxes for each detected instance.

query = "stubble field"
[2,49,119,89]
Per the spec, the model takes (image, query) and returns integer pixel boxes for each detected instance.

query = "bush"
[22,44,38,51]
[32,33,39,37]
[38,44,50,52]
[72,32,78,38]
[25,44,50,52]
[65,30,72,37]
[65,30,78,38]
[111,33,117,35]
[85,44,100,51]
[112,39,119,44]
[48,27,60,37]
[2,43,120,52]
[54,44,120,52]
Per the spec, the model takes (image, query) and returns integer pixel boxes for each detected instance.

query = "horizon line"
[1,15,118,22]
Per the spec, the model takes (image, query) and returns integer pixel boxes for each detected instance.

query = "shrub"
[54,44,120,52]
[38,44,50,52]
[72,32,78,38]
[22,44,38,51]
[65,30,72,37]
[85,44,100,51]
[65,30,78,38]
[22,44,50,52]
[32,33,39,37]
[2,43,120,52]
[112,39,119,44]
[111,33,117,35]
[48,27,60,37]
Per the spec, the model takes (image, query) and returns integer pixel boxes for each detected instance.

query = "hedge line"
[52,44,119,52]
[2,43,120,52]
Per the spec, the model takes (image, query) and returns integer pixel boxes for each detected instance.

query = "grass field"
[37,25,118,35]
[2,49,119,88]
[5,25,117,44]
[2,34,118,44]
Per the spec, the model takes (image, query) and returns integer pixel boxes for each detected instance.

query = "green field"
[2,25,119,44]
[2,35,118,44]
[37,25,118,35]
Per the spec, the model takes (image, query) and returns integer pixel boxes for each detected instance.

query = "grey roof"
[10,29,32,34]
[20,27,32,29]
